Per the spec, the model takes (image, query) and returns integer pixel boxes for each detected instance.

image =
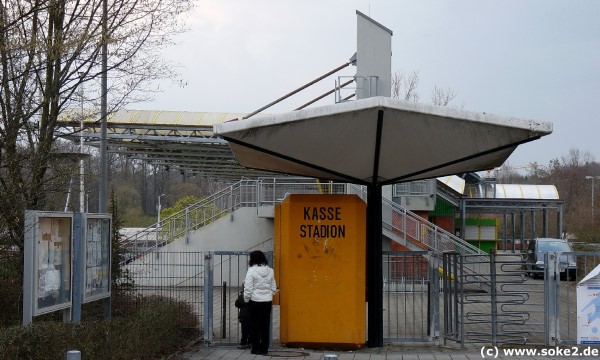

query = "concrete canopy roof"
[214,97,552,186]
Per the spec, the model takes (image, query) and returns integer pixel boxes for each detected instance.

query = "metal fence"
[120,251,205,332]
[117,248,600,348]
[123,249,440,346]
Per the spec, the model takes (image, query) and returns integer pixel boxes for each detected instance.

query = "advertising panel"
[23,211,74,323]
[84,216,111,302]
[577,264,600,344]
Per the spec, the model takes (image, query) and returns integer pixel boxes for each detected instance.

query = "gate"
[203,251,274,346]
[383,250,440,343]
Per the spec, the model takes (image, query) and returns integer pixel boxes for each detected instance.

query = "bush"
[0,296,199,359]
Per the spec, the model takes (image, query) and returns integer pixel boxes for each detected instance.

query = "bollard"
[324,355,338,360]
[66,350,81,360]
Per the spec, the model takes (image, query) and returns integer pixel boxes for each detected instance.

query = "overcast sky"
[136,0,600,170]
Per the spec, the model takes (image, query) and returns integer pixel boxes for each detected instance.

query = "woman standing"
[243,250,277,355]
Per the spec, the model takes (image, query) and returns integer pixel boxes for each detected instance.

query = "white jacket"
[243,265,277,302]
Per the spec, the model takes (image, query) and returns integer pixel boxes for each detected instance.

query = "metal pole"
[99,0,108,213]
[222,281,227,339]
[100,0,110,320]
[156,193,164,253]
[204,253,214,345]
[294,78,354,111]
[79,76,85,213]
[66,350,81,360]
[593,177,595,223]
[243,62,351,120]
[585,176,600,226]
[490,249,497,346]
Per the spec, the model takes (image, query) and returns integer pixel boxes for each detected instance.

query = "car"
[523,238,577,280]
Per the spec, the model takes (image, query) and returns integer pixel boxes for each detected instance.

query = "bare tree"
[431,85,457,106]
[546,148,595,234]
[0,0,193,250]
[391,70,419,102]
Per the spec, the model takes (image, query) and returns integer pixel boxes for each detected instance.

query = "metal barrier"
[119,251,205,333]
[443,250,549,347]
[383,251,440,343]
[205,251,251,346]
[442,250,600,348]
[123,249,445,346]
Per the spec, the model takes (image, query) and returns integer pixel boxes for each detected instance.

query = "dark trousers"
[240,321,250,345]
[249,300,272,354]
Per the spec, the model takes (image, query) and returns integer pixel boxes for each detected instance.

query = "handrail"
[382,197,489,278]
[120,178,348,264]
[120,179,258,264]
[121,177,489,278]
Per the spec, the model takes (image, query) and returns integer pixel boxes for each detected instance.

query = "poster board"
[23,211,74,323]
[83,215,111,302]
[23,211,112,325]
[577,264,600,344]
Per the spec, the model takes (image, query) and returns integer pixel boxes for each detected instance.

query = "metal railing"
[122,178,488,276]
[120,180,260,263]
[121,178,347,264]
[382,197,488,267]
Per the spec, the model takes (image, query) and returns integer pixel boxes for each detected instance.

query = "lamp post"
[78,72,85,213]
[156,194,165,251]
[585,176,600,225]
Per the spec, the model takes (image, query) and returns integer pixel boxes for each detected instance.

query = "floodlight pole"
[79,73,85,213]
[585,175,600,225]
[99,0,108,214]
[156,193,165,252]
[100,0,110,320]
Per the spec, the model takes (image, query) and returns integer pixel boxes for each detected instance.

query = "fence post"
[185,208,190,244]
[490,249,498,346]
[442,252,449,345]
[545,252,558,346]
[66,350,81,360]
[429,252,440,344]
[203,252,214,345]
[222,281,227,339]
[457,252,464,349]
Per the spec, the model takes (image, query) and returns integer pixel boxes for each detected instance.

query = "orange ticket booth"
[275,194,366,349]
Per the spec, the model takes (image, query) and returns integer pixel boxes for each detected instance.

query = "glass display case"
[84,216,111,302]
[23,211,74,322]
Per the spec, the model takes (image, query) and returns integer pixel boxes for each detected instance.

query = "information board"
[23,211,74,323]
[84,216,111,302]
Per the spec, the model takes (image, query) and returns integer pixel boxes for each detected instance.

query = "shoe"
[237,344,246,349]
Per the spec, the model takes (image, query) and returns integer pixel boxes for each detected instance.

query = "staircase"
[121,178,490,283]
[120,178,347,264]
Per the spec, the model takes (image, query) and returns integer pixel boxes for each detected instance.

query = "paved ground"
[171,342,600,360]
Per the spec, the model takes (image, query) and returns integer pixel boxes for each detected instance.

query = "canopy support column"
[367,185,383,347]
